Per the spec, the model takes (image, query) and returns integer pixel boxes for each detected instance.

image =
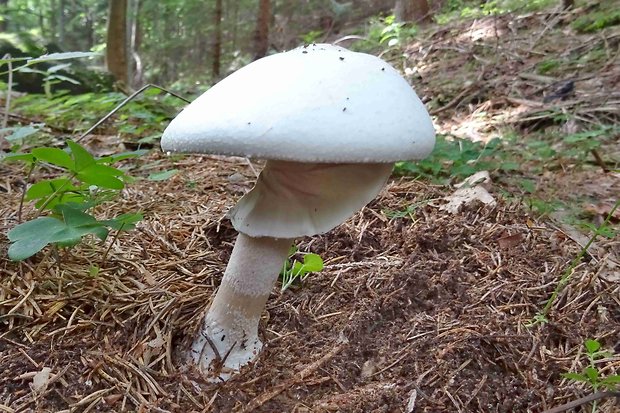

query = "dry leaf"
[454,170,492,190]
[360,359,376,378]
[406,389,417,413]
[148,335,166,349]
[440,186,496,214]
[583,202,620,222]
[31,367,51,393]
[498,233,524,249]
[104,394,123,406]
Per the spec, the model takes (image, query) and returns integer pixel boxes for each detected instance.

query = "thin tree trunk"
[0,0,8,32]
[253,0,270,60]
[57,0,65,45]
[231,0,239,51]
[411,0,430,23]
[394,0,406,22]
[106,0,129,85]
[49,0,56,41]
[394,0,431,23]
[212,0,222,78]
[129,0,143,86]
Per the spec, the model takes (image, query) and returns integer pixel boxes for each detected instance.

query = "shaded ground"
[2,4,620,413]
[1,152,619,412]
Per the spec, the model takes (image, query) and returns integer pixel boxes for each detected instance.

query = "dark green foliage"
[394,135,502,183]
[573,9,620,33]
[0,34,114,94]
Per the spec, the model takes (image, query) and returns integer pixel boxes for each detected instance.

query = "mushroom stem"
[189,233,292,380]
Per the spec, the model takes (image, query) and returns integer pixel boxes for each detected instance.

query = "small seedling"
[563,339,620,412]
[527,199,619,326]
[394,135,502,183]
[280,246,324,292]
[3,140,144,261]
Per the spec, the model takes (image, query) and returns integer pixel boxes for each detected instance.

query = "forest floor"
[1,3,620,413]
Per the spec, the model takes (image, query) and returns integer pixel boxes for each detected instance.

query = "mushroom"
[161,44,435,380]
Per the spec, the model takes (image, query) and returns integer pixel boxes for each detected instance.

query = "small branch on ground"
[76,84,190,143]
[542,391,620,413]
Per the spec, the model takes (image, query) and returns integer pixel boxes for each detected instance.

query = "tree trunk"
[57,0,65,45]
[412,0,430,22]
[106,0,129,85]
[394,0,431,23]
[253,0,270,60]
[231,0,240,51]
[212,0,223,78]
[130,0,143,86]
[0,0,8,32]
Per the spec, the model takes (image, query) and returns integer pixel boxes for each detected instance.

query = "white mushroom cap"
[161,43,435,163]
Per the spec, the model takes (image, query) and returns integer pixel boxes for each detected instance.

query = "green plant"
[561,126,618,161]
[384,200,431,220]
[280,246,324,292]
[394,135,503,183]
[537,59,560,75]
[573,9,620,33]
[378,15,418,48]
[301,30,324,44]
[3,140,144,261]
[563,339,620,412]
[528,199,620,326]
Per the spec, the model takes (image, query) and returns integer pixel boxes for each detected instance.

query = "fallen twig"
[236,339,347,413]
[542,391,620,413]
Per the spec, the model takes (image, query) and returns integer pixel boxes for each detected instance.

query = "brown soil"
[1,5,620,413]
[1,151,619,412]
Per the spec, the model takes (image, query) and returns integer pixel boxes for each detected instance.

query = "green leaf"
[57,204,98,227]
[302,253,324,272]
[77,164,125,189]
[585,339,601,354]
[1,153,36,164]
[562,372,588,382]
[67,140,95,171]
[32,147,73,169]
[601,375,620,385]
[291,253,324,276]
[519,179,536,194]
[25,178,74,201]
[103,213,143,231]
[584,367,599,382]
[0,56,31,64]
[148,169,178,181]
[97,149,149,164]
[7,217,66,260]
[28,51,99,63]
[2,125,41,143]
[500,162,520,171]
[45,206,109,245]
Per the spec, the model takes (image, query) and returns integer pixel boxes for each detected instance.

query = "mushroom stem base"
[188,234,292,381]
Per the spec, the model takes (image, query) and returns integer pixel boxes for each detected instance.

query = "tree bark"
[253,0,270,60]
[130,0,143,86]
[562,0,574,9]
[57,0,65,45]
[212,0,223,78]
[0,0,8,32]
[106,0,129,85]
[394,0,431,23]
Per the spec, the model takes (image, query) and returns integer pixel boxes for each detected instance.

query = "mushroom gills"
[229,160,394,238]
